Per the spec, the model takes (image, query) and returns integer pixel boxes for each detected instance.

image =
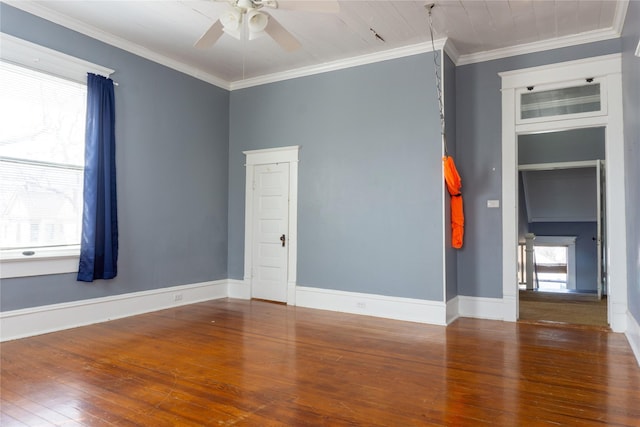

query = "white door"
[596,160,606,299]
[251,163,289,302]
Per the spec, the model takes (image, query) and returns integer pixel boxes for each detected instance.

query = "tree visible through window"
[0,61,86,251]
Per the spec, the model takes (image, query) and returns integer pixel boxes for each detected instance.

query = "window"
[0,34,113,279]
[0,61,86,253]
[533,245,568,291]
[515,78,607,125]
[521,83,601,120]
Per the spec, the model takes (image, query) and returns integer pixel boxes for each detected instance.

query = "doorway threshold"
[517,318,610,332]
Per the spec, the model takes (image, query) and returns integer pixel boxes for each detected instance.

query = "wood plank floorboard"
[519,290,609,328]
[1,298,639,426]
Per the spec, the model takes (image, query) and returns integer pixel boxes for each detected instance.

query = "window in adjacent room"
[533,245,568,291]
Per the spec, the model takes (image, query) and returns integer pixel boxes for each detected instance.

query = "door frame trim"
[500,54,627,332]
[243,146,299,305]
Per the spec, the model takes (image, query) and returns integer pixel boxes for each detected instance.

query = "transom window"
[515,78,607,125]
[521,83,601,119]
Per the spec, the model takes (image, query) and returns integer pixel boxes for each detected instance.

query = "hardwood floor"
[1,299,639,426]
[519,290,609,328]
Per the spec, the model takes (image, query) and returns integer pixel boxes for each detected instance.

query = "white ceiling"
[3,1,629,89]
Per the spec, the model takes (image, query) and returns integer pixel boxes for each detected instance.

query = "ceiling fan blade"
[264,14,301,52]
[194,20,224,49]
[274,1,340,14]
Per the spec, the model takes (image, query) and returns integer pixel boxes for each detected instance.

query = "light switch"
[487,199,500,208]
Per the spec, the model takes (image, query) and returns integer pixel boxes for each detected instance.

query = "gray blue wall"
[528,222,598,292]
[0,4,230,311]
[455,39,620,298]
[228,54,444,301]
[622,0,640,322]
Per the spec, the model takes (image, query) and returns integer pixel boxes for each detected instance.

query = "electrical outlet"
[356,302,366,309]
[174,293,183,302]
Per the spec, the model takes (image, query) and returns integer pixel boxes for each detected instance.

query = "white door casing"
[244,146,299,304]
[500,54,627,332]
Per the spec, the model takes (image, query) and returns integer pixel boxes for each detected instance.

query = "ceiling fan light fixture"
[220,9,242,39]
[247,10,269,39]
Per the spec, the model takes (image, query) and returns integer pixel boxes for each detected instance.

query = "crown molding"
[612,0,630,35]
[443,39,460,65]
[3,0,231,90]
[457,0,628,66]
[230,38,447,90]
[457,27,621,66]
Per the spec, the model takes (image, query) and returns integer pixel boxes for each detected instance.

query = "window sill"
[0,246,80,279]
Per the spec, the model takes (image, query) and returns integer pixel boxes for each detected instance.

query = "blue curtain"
[77,73,118,282]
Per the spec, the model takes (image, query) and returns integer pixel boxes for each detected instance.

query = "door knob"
[280,234,286,247]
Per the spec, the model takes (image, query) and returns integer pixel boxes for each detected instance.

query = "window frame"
[0,33,114,279]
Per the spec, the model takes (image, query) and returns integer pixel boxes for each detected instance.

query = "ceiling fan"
[195,0,340,52]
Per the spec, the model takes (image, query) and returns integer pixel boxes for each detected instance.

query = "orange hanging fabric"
[443,156,464,249]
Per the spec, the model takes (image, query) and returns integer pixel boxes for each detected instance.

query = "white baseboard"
[5,276,636,362]
[502,294,517,322]
[458,296,505,320]
[0,280,228,342]
[625,311,640,366]
[287,281,296,306]
[295,286,447,325]
[609,299,628,333]
[227,279,251,299]
[446,296,460,324]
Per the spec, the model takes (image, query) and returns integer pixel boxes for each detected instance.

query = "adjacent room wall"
[228,54,444,301]
[0,4,230,311]
[520,168,598,223]
[455,39,621,299]
[518,128,605,165]
[621,0,640,324]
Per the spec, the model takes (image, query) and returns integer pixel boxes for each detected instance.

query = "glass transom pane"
[521,84,601,120]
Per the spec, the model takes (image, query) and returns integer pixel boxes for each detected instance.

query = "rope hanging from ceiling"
[427,4,464,249]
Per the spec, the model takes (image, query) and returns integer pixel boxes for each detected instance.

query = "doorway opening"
[516,129,607,327]
[500,54,627,332]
